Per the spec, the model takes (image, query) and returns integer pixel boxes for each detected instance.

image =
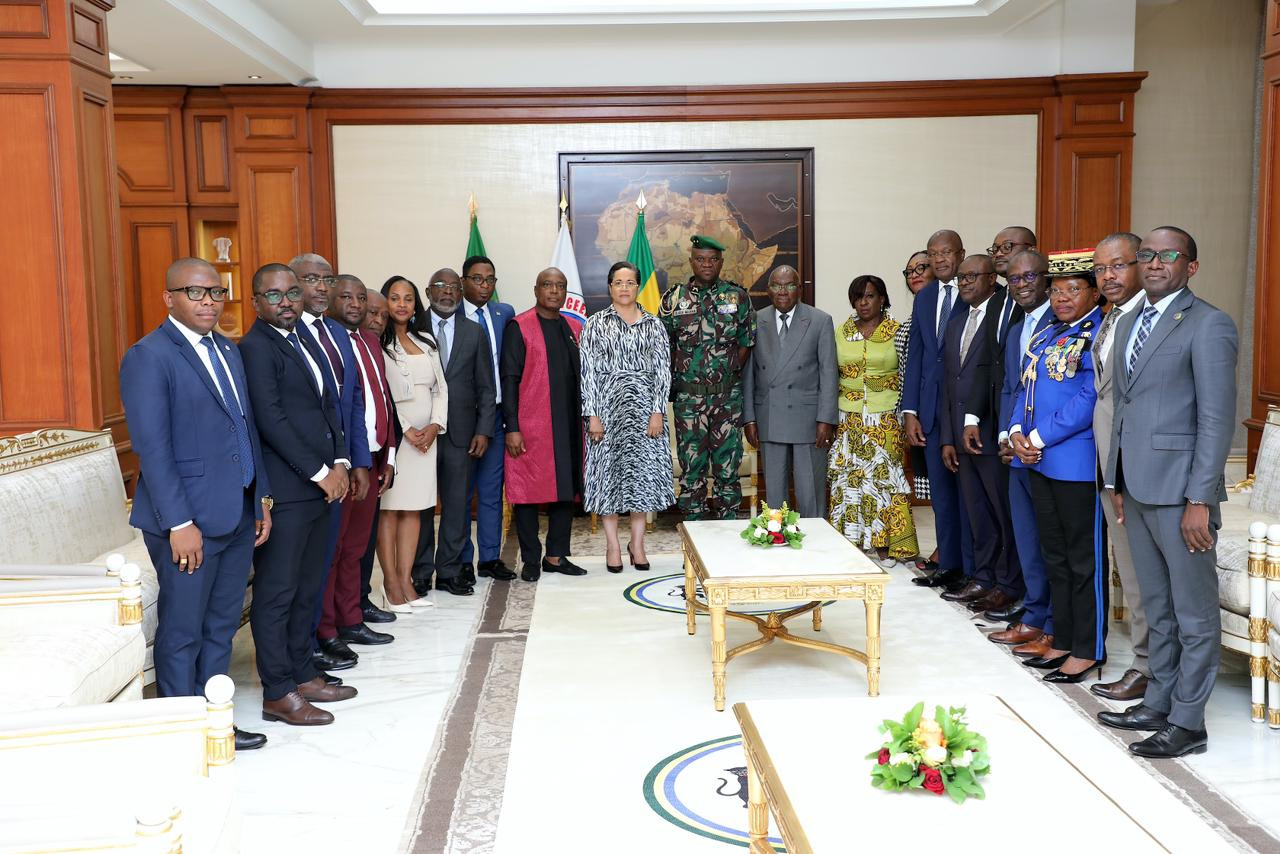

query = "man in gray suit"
[1100,227,1238,758]
[742,266,838,518]
[1089,233,1152,702]
[411,268,497,597]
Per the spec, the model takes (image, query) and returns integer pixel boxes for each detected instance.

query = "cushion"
[0,625,144,712]
[1251,411,1280,517]
[1270,626,1280,661]
[1269,589,1280,641]
[1215,538,1250,615]
[1222,608,1249,640]
[92,534,160,667]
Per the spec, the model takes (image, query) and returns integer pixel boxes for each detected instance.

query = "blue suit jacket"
[1000,307,1057,469]
[297,316,371,470]
[121,320,270,538]
[903,280,967,433]
[1010,306,1103,482]
[472,301,514,430]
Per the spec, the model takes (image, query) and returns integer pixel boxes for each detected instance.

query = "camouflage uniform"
[660,277,756,520]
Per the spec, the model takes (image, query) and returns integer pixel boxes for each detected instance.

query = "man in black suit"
[239,263,358,726]
[939,254,1022,615]
[412,268,498,597]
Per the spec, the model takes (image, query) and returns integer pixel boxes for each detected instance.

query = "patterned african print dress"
[827,314,919,559]
[580,305,676,515]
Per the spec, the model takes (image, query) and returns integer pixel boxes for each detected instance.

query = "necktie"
[474,308,500,394]
[779,312,790,341]
[437,318,450,369]
[1127,305,1159,375]
[1095,307,1122,378]
[959,306,981,362]
[200,337,254,488]
[312,318,344,390]
[352,332,390,448]
[937,285,953,341]
[287,331,320,396]
[998,295,1014,343]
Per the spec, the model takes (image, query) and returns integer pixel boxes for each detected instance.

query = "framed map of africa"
[558,149,815,314]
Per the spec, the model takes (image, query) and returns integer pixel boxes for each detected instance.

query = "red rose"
[921,768,945,795]
[877,748,889,765]
[772,532,786,544]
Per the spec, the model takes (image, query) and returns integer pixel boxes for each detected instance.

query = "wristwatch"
[261,495,274,511]
[1187,499,1207,506]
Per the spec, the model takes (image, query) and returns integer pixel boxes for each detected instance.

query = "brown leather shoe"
[262,691,335,726]
[298,676,358,703]
[941,581,988,602]
[989,622,1043,646]
[1090,668,1150,701]
[968,589,1017,613]
[1012,633,1054,658]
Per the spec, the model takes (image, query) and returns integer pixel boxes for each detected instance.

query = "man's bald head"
[926,229,965,281]
[768,265,799,283]
[163,258,223,335]
[534,267,568,316]
[165,257,217,291]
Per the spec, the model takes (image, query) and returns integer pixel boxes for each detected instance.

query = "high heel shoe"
[382,593,413,615]
[1043,659,1105,684]
[606,547,623,574]
[409,596,435,609]
[1022,653,1069,670]
[627,543,650,572]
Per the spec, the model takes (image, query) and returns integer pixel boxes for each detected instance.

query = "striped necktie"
[1127,306,1159,375]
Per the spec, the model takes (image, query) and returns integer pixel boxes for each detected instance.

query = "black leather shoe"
[312,649,357,672]
[911,568,963,588]
[1097,703,1169,732]
[983,603,1025,623]
[1129,723,1208,758]
[339,623,394,645]
[543,557,587,576]
[460,565,477,587]
[1022,653,1069,670]
[319,636,358,662]
[1043,662,1102,683]
[361,603,397,624]
[319,671,343,687]
[436,577,475,596]
[478,560,518,581]
[520,562,541,582]
[412,575,434,597]
[234,726,267,751]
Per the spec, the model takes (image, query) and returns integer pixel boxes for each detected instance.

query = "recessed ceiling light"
[248,74,262,79]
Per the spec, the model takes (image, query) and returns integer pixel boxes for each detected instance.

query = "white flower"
[753,526,767,538]
[785,524,798,533]
[951,751,972,768]
[922,745,948,766]
[889,752,913,766]
[767,520,781,533]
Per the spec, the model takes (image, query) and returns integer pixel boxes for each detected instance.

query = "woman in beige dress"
[377,276,448,613]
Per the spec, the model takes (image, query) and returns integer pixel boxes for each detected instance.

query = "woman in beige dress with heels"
[377,276,448,613]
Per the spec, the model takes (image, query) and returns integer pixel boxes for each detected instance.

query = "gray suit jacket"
[1092,305,1127,482]
[742,303,838,444]
[1103,287,1237,506]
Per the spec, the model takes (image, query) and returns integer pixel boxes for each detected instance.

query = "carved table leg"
[711,604,727,711]
[812,603,822,632]
[684,549,697,636]
[747,747,769,850]
[865,596,882,697]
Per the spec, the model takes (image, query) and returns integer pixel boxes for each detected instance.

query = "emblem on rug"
[623,573,834,616]
[642,735,785,851]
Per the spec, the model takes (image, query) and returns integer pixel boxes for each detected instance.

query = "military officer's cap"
[690,234,726,252]
[1047,248,1096,283]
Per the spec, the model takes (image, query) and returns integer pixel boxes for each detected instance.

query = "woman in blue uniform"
[1008,251,1106,684]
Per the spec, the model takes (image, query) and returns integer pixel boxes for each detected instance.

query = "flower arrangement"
[740,502,804,549]
[866,702,990,804]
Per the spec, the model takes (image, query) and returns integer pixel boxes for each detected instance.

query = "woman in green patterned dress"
[827,274,919,567]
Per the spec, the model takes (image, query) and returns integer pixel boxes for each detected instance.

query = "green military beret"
[690,234,726,252]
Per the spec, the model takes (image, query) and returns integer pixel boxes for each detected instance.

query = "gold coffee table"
[679,519,889,711]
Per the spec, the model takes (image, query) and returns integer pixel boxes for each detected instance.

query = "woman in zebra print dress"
[581,261,675,573]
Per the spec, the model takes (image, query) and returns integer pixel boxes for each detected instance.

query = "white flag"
[551,211,587,328]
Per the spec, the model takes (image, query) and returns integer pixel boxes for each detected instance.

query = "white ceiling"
[107,0,1146,88]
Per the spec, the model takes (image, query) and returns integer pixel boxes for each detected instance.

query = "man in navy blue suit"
[120,257,272,751]
[460,255,518,582]
[902,229,974,591]
[989,250,1057,654]
[289,253,371,673]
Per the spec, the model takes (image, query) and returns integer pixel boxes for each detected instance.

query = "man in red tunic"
[502,267,587,582]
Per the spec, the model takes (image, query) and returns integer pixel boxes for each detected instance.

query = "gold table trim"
[679,521,888,712]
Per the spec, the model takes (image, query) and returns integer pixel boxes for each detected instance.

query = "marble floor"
[220,509,1280,853]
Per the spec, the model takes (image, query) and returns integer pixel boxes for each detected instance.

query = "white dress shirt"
[961,293,995,427]
[302,311,346,386]
[347,328,396,469]
[464,299,502,404]
[1096,290,1145,371]
[271,324,348,482]
[1122,288,1184,370]
[901,280,959,420]
[431,310,456,370]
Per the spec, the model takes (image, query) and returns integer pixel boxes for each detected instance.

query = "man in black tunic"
[502,267,587,582]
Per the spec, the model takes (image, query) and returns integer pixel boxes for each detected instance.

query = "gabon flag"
[626,190,662,315]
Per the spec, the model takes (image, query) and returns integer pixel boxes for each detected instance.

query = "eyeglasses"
[987,240,1031,256]
[1006,271,1043,286]
[1049,285,1093,298]
[429,281,462,294]
[465,274,498,286]
[768,283,799,292]
[1090,261,1138,276]
[1136,249,1188,264]
[901,263,930,278]
[257,287,303,305]
[298,274,338,287]
[927,248,959,260]
[168,285,228,302]
[691,257,721,267]
[956,272,992,285]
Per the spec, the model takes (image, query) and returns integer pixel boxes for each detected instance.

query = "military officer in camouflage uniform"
[660,235,757,520]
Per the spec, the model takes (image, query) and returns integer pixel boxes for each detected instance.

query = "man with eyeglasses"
[1099,227,1238,759]
[459,255,517,582]
[239,263,356,727]
[1086,233,1152,704]
[903,229,975,593]
[120,257,272,751]
[410,268,497,597]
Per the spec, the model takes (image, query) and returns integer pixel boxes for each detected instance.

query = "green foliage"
[866,701,992,804]
[740,502,806,549]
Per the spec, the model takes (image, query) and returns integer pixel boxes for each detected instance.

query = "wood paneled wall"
[0,0,130,476]
[1250,0,1280,463]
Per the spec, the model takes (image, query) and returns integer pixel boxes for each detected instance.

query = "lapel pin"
[1174,312,1183,321]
